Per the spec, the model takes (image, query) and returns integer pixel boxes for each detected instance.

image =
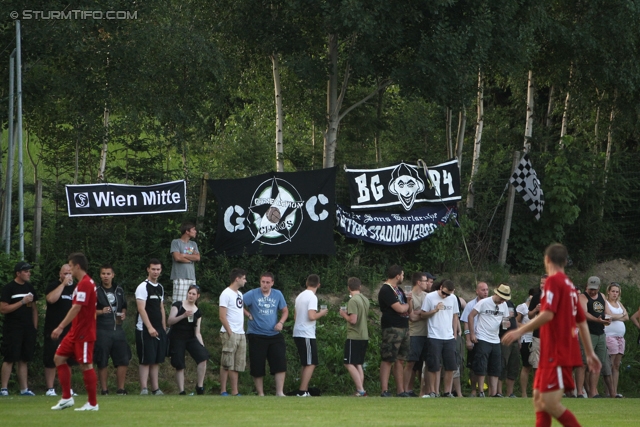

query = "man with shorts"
[420,279,459,398]
[503,243,601,427]
[498,296,520,398]
[468,284,511,397]
[43,264,76,396]
[1,261,39,396]
[578,276,613,398]
[219,268,247,396]
[527,274,547,371]
[170,222,200,302]
[135,259,167,395]
[95,265,131,395]
[403,272,428,397]
[378,265,411,397]
[515,288,536,397]
[461,281,489,397]
[293,274,328,397]
[339,277,370,397]
[243,272,288,396]
[51,253,99,411]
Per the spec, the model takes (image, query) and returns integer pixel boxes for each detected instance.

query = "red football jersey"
[67,274,97,342]
[538,272,585,368]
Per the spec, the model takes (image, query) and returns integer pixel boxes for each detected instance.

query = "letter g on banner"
[306,194,329,221]
[224,205,245,232]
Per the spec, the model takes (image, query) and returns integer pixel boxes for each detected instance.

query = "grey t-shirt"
[170,239,199,280]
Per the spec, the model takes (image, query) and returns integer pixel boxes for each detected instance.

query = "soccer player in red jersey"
[50,253,99,411]
[502,243,601,427]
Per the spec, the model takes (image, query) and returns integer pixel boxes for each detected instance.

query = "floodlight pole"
[16,20,24,259]
[3,50,16,254]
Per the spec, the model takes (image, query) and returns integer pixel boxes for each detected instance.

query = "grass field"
[0,395,637,426]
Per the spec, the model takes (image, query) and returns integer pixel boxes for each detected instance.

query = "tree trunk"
[559,64,573,147]
[602,93,616,218]
[546,85,555,128]
[523,70,534,153]
[98,106,109,182]
[272,53,284,172]
[466,70,484,210]
[373,87,385,164]
[455,107,467,171]
[446,107,453,158]
[323,33,340,169]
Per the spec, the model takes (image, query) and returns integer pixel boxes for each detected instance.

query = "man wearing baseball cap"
[577,276,613,398]
[1,261,39,396]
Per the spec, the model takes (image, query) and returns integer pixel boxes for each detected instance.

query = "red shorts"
[534,366,575,392]
[55,335,95,364]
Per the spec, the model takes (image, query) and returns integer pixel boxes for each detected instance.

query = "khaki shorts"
[529,337,540,368]
[220,332,246,372]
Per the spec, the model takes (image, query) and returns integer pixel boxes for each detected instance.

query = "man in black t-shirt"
[378,264,412,397]
[43,264,77,396]
[1,262,39,396]
[95,265,131,396]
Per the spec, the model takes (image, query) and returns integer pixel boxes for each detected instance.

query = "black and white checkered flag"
[509,154,544,220]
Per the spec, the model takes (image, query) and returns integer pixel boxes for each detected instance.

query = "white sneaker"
[74,402,99,411]
[51,397,74,410]
[71,389,78,397]
[46,389,57,396]
[296,391,310,397]
[140,388,149,395]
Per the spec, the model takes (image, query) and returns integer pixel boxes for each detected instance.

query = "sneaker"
[380,390,392,397]
[442,392,455,398]
[20,389,36,396]
[116,389,128,395]
[140,388,149,395]
[71,389,78,397]
[74,402,99,411]
[179,391,186,395]
[577,394,586,398]
[354,390,367,397]
[491,394,504,398]
[196,387,204,395]
[406,390,419,397]
[615,394,624,398]
[296,391,311,397]
[508,393,517,398]
[220,391,230,396]
[51,397,74,410]
[1,389,9,396]
[478,392,485,398]
[101,390,109,396]
[151,389,164,395]
[421,392,437,398]
[46,388,57,397]
[232,393,242,396]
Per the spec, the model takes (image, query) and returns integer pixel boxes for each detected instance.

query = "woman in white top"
[604,282,629,398]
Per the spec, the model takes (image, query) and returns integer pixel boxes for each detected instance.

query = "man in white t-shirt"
[468,284,511,397]
[293,274,328,397]
[219,268,247,396]
[461,281,489,397]
[420,280,459,397]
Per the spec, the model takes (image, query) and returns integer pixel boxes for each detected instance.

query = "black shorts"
[520,341,532,368]
[169,337,210,370]
[472,340,502,377]
[248,334,287,377]
[1,325,36,363]
[294,337,318,366]
[343,339,368,365]
[94,328,132,369]
[407,336,428,362]
[466,346,476,369]
[136,328,167,365]
[426,338,457,372]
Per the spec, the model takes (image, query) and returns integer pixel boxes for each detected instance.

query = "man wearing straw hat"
[467,284,511,397]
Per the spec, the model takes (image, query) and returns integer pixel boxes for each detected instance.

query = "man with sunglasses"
[420,279,459,397]
[467,284,511,397]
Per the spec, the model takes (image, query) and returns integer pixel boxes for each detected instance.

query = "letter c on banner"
[224,205,245,232]
[306,194,329,221]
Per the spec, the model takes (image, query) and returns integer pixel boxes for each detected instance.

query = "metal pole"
[16,20,24,259]
[498,150,521,266]
[3,50,16,254]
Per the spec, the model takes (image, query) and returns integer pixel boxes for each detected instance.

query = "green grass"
[0,395,638,426]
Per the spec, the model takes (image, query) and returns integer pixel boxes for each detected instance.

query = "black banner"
[209,169,336,255]
[345,159,461,211]
[336,204,457,245]
[66,180,187,217]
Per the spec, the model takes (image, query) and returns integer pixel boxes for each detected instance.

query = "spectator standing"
[604,282,629,398]
[377,265,411,397]
[498,297,520,398]
[243,272,288,396]
[135,259,167,396]
[340,277,370,397]
[527,275,547,371]
[95,265,131,395]
[43,264,76,396]
[461,281,489,397]
[515,288,536,397]
[170,222,200,302]
[293,274,328,397]
[402,272,429,397]
[167,284,209,395]
[219,268,247,396]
